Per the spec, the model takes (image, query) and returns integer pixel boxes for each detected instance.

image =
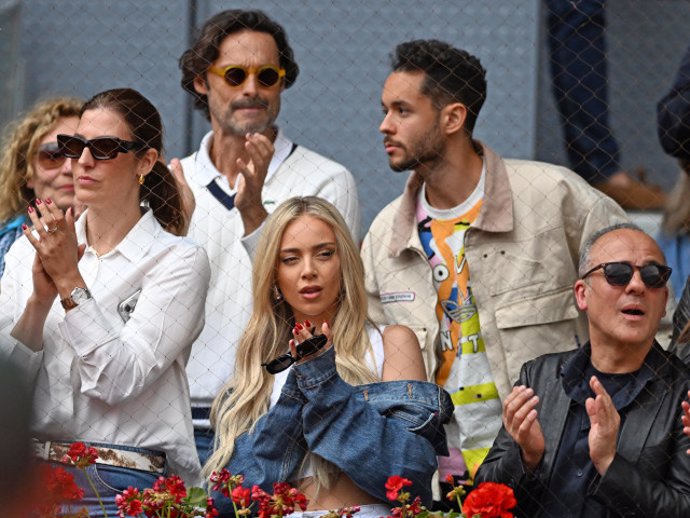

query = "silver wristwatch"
[60,286,92,310]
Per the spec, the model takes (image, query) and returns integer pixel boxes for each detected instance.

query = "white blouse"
[0,209,210,484]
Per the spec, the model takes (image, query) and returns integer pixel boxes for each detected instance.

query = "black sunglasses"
[57,134,146,161]
[582,261,672,289]
[262,334,328,374]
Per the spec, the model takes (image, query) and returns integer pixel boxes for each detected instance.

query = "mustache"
[384,137,404,147]
[232,97,269,110]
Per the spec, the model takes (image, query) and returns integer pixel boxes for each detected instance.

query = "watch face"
[71,287,91,304]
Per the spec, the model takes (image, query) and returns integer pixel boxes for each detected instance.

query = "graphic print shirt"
[415,166,501,481]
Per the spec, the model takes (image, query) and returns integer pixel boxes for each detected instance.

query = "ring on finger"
[46,226,58,233]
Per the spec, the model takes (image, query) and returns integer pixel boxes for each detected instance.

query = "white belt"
[32,440,166,474]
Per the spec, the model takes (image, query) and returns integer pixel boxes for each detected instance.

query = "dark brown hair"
[82,88,185,235]
[179,9,299,121]
[391,39,487,134]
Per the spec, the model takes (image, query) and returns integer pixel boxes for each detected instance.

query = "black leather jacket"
[476,343,690,517]
[670,277,690,364]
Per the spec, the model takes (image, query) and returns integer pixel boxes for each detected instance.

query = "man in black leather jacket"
[476,224,690,517]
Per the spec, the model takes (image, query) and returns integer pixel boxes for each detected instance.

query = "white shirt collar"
[76,208,160,263]
[188,127,293,189]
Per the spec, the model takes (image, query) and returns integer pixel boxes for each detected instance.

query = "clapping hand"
[681,390,690,454]
[502,385,545,471]
[586,375,620,475]
[235,132,274,235]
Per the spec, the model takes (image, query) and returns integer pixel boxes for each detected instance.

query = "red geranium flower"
[463,482,517,518]
[205,496,220,518]
[385,475,413,501]
[152,474,187,503]
[250,482,309,518]
[209,469,231,494]
[46,465,85,501]
[65,442,99,469]
[210,468,244,498]
[231,485,251,507]
[115,486,143,517]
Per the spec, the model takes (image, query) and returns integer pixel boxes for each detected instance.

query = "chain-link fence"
[5,0,686,232]
[2,0,690,516]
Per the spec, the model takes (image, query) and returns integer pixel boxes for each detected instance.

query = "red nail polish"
[28,206,34,213]
[21,224,27,230]
[295,323,303,330]
[45,198,52,205]
[305,320,312,328]
[36,198,42,205]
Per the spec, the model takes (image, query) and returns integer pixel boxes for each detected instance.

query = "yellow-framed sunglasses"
[207,64,286,88]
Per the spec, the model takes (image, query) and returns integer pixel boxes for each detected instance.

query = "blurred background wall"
[2,0,689,237]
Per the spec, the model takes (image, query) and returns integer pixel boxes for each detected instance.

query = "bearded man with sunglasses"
[177,9,359,464]
[477,223,690,517]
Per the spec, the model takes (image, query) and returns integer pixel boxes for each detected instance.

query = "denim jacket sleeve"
[293,347,452,507]
[223,369,308,490]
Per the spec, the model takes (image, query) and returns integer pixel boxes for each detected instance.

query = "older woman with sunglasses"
[0,97,82,278]
[0,88,210,515]
[205,196,452,518]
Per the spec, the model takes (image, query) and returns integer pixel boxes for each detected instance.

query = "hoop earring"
[139,174,145,185]
[273,285,283,301]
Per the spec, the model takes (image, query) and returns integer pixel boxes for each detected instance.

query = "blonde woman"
[206,196,452,517]
[0,97,82,276]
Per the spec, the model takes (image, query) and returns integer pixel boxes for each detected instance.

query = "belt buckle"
[31,439,52,460]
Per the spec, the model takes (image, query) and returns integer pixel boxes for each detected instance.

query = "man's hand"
[235,132,274,235]
[503,385,545,471]
[681,390,690,454]
[586,375,620,475]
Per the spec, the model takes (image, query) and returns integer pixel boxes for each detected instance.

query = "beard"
[214,95,280,136]
[388,123,445,172]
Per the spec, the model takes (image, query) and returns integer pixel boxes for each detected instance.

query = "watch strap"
[60,287,92,310]
[60,296,77,310]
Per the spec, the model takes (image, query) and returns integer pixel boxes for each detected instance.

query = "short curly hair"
[391,39,487,134]
[179,9,299,121]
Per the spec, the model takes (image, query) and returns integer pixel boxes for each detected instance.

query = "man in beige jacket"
[361,39,628,489]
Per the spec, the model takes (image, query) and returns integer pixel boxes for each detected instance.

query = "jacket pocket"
[495,286,578,329]
[386,404,449,455]
[494,287,582,386]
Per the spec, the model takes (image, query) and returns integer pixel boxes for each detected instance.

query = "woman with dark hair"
[0,97,82,277]
[0,88,210,515]
[206,196,452,518]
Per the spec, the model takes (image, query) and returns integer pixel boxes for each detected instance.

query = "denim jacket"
[211,347,453,515]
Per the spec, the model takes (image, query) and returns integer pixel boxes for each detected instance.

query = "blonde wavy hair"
[204,197,378,491]
[0,97,82,223]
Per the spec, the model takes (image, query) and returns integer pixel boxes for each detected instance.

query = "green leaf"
[184,486,209,507]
